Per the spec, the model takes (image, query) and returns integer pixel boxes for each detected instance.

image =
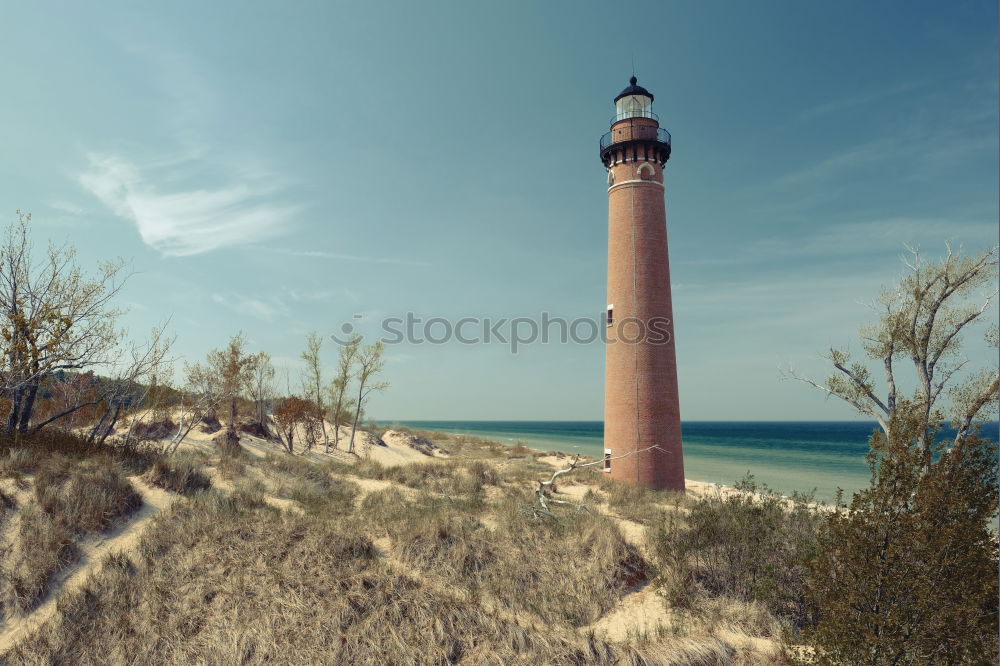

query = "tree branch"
[532,445,668,518]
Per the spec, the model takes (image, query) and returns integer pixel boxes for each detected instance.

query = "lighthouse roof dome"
[614,76,654,103]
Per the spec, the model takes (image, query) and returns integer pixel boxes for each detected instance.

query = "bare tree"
[0,212,133,437]
[164,370,227,456]
[82,326,175,445]
[300,332,329,450]
[347,340,388,455]
[786,244,999,451]
[35,371,102,431]
[327,333,360,452]
[247,351,275,430]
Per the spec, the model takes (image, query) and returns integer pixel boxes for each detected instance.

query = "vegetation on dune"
[651,476,821,629]
[5,482,737,666]
[1,415,996,663]
[1,451,142,614]
[804,412,999,664]
[145,456,212,496]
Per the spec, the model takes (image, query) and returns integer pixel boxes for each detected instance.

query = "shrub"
[650,475,821,628]
[131,419,176,442]
[804,416,999,664]
[273,476,359,516]
[145,457,212,496]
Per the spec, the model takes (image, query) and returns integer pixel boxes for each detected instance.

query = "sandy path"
[0,477,178,654]
[581,581,676,640]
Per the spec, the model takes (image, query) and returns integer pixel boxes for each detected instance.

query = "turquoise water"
[388,420,998,502]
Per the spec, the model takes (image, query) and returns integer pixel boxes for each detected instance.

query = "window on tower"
[606,305,613,326]
[603,449,612,472]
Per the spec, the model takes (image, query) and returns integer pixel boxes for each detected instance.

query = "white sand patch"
[581,581,675,641]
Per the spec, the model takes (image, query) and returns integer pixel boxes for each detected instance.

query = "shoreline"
[393,425,817,504]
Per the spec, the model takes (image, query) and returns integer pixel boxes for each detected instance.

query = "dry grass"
[5,489,740,665]
[0,429,815,664]
[604,479,686,525]
[0,448,32,478]
[145,457,212,496]
[1,454,141,614]
[272,475,360,516]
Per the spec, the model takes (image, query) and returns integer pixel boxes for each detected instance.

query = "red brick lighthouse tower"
[599,76,685,492]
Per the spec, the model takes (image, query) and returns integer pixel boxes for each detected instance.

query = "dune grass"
[0,428,816,664]
[145,456,212,496]
[5,488,741,665]
[1,454,142,614]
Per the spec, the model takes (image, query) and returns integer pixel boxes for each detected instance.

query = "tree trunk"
[6,387,23,435]
[228,395,238,439]
[16,380,39,433]
[331,390,345,453]
[95,404,122,446]
[88,406,111,443]
[348,383,364,454]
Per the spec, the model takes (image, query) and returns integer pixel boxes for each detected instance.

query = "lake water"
[389,420,998,502]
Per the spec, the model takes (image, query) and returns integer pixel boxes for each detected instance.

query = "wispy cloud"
[778,81,997,187]
[286,287,361,303]
[50,200,85,215]
[80,153,297,257]
[678,217,997,268]
[211,293,289,321]
[775,142,883,186]
[797,82,920,122]
[269,247,431,267]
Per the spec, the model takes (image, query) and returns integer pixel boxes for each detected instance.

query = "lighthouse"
[599,77,685,492]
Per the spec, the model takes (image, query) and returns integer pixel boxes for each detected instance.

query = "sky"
[1,1,997,421]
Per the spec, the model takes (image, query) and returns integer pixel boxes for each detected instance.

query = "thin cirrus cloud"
[210,293,288,321]
[79,153,297,257]
[269,247,431,267]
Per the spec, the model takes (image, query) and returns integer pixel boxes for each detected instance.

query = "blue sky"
[2,1,997,420]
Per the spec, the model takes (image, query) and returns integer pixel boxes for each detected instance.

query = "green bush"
[650,475,821,628]
[804,415,999,664]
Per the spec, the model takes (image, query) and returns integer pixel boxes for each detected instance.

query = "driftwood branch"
[532,445,668,519]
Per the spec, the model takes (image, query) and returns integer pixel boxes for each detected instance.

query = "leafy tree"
[804,407,998,664]
[0,212,172,437]
[273,395,310,454]
[186,333,255,456]
[790,244,999,663]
